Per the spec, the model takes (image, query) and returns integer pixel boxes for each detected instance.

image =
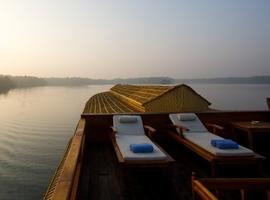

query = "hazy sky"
[1,0,270,79]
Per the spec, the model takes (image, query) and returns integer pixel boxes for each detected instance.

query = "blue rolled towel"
[211,139,239,149]
[130,143,154,153]
[210,139,218,147]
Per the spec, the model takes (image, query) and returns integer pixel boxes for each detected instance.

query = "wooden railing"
[43,119,86,200]
[192,173,270,200]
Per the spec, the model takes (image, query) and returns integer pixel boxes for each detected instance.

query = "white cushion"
[116,135,168,160]
[183,132,254,156]
[177,113,196,121]
[169,113,208,133]
[113,115,145,135]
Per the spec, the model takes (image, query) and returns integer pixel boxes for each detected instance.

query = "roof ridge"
[110,84,174,104]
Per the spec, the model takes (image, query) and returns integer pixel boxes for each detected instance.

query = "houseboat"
[44,85,270,200]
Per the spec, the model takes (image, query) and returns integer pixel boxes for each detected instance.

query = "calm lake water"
[0,84,269,200]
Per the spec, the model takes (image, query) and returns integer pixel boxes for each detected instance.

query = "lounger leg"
[210,161,216,177]
[240,189,248,200]
[266,190,270,200]
[247,131,255,150]
[258,160,264,176]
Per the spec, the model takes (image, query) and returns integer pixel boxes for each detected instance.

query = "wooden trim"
[110,126,117,134]
[43,139,72,200]
[192,176,270,200]
[109,131,125,163]
[205,123,224,134]
[192,174,218,200]
[49,119,86,200]
[192,180,218,200]
[170,124,189,137]
[199,178,270,190]
[69,134,85,200]
[166,130,214,162]
[144,125,156,139]
[144,125,156,133]
[81,110,270,118]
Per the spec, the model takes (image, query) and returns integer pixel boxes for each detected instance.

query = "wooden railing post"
[191,172,196,200]
[267,189,270,200]
[240,189,248,200]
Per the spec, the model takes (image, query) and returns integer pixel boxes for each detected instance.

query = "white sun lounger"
[169,113,254,156]
[167,113,264,176]
[111,115,174,166]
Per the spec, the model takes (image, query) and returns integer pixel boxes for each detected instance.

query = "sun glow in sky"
[0,0,270,78]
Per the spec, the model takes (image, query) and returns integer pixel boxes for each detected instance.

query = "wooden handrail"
[44,119,86,200]
[199,178,270,190]
[192,173,270,200]
[192,173,218,200]
[169,124,189,138]
[144,125,156,133]
[192,180,218,200]
[143,125,156,139]
[205,123,225,135]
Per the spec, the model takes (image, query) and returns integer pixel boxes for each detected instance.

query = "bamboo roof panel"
[83,84,211,114]
[111,84,211,106]
[111,84,172,104]
[83,92,140,114]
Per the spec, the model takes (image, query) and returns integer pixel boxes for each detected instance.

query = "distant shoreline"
[1,75,270,94]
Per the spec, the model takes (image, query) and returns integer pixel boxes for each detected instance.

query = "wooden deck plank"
[76,138,193,200]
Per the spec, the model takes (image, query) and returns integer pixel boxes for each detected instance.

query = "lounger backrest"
[113,115,145,135]
[169,113,208,133]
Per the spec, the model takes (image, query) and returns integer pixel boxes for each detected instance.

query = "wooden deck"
[76,136,269,200]
[76,141,193,200]
[76,113,270,200]
[44,111,270,200]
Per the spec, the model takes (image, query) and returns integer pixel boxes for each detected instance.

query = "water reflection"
[0,85,112,200]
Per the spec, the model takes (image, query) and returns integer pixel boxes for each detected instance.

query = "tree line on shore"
[0,75,47,93]
[0,75,174,93]
[0,76,15,92]
[1,74,270,93]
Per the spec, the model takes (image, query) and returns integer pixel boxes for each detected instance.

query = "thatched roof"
[83,91,140,113]
[111,84,211,106]
[83,84,211,113]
